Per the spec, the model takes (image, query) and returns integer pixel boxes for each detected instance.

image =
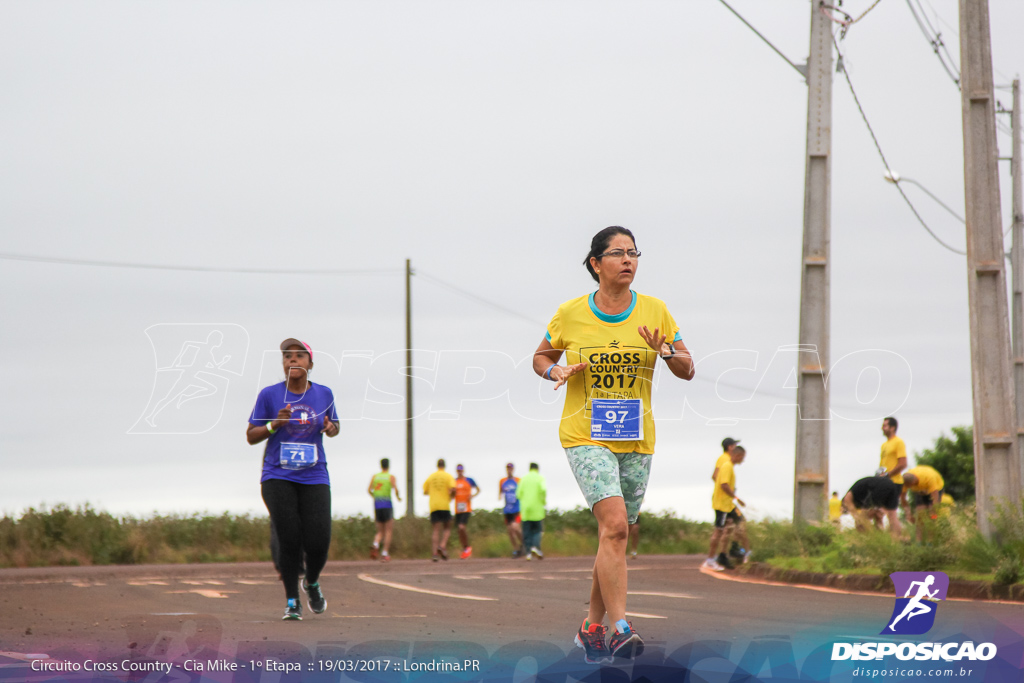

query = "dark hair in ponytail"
[583,226,636,283]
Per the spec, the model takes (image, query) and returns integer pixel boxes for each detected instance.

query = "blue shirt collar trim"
[588,290,637,323]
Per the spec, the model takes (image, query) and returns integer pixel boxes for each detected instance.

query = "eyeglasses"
[597,249,641,260]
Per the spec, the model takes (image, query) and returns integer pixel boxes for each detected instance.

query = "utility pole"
[793,1,832,523]
[1010,78,1024,491]
[405,258,415,518]
[958,1,1020,537]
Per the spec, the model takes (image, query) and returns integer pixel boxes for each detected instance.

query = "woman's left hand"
[321,415,339,437]
[638,325,671,356]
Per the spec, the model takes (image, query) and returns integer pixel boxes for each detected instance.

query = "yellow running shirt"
[546,291,681,454]
[829,495,842,521]
[903,465,944,494]
[713,459,736,512]
[423,470,456,513]
[879,436,907,485]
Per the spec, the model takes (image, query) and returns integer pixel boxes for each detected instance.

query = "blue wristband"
[544,364,556,380]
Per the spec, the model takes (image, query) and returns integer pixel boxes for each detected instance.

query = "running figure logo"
[881,571,949,635]
[130,324,249,434]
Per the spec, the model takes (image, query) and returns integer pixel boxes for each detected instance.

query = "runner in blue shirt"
[498,463,524,557]
[247,338,338,621]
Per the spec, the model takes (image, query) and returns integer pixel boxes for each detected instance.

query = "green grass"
[750,503,1024,585]
[0,505,713,568]
[6,502,1024,585]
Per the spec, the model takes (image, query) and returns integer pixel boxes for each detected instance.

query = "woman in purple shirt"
[247,338,338,620]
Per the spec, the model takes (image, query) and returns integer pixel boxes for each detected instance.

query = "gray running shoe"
[302,579,326,614]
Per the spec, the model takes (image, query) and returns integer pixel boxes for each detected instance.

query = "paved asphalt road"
[2,555,1022,680]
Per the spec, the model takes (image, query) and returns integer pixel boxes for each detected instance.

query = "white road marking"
[497,576,533,581]
[357,573,497,601]
[332,614,428,618]
[453,575,485,580]
[233,580,274,585]
[72,582,107,587]
[166,589,238,599]
[179,580,225,586]
[582,610,667,620]
[0,652,51,661]
[703,567,1023,605]
[628,591,699,599]
[128,581,169,586]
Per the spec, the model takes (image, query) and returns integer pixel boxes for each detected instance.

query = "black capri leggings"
[261,478,331,601]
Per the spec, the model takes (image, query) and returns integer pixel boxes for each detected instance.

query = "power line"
[832,36,967,256]
[904,0,1014,139]
[905,0,961,87]
[715,0,807,79]
[415,270,548,328]
[918,0,1016,86]
[0,252,401,275]
[821,0,885,33]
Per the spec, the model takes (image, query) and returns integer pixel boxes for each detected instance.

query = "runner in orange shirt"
[454,464,480,559]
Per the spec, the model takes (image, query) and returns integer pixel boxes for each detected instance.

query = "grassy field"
[747,503,1024,585]
[4,503,1023,586]
[0,505,712,568]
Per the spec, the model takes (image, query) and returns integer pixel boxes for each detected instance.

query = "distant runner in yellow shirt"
[423,459,456,561]
[828,491,842,528]
[879,417,907,484]
[712,437,740,482]
[704,446,750,571]
[713,437,746,562]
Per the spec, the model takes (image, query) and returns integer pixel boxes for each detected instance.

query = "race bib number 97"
[590,399,643,441]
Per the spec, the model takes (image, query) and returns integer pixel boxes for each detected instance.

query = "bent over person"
[533,226,695,663]
[843,476,903,539]
[901,465,945,542]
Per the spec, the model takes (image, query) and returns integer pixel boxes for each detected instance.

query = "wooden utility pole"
[793,1,832,523]
[958,1,1020,537]
[1010,78,1024,491]
[405,258,415,518]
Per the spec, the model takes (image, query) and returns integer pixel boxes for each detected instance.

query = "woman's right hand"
[270,404,293,431]
[550,362,588,390]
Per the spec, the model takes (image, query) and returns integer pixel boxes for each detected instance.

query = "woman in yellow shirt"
[533,226,695,663]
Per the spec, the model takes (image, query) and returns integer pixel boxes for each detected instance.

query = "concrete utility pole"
[793,1,832,524]
[958,1,1020,537]
[405,258,415,518]
[1010,78,1024,492]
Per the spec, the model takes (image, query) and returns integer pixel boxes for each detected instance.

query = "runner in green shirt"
[518,463,547,560]
[368,459,401,562]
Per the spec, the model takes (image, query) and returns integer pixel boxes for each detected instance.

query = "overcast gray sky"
[2,1,1022,522]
